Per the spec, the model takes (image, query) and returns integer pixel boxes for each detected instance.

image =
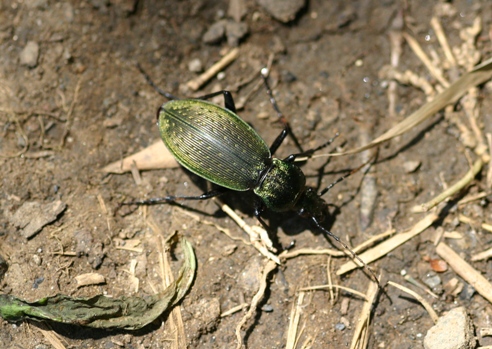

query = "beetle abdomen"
[158,99,271,190]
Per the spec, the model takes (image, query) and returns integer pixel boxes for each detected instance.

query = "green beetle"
[130,68,377,283]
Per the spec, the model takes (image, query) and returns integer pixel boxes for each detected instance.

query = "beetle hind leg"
[123,188,228,206]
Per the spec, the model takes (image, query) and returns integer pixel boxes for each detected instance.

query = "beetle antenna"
[311,216,381,288]
[136,63,178,100]
[319,157,373,197]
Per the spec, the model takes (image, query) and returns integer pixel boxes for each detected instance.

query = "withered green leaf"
[0,238,196,330]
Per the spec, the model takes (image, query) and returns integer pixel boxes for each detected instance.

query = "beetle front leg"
[261,68,304,154]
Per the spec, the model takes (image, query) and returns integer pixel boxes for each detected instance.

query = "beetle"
[130,67,376,281]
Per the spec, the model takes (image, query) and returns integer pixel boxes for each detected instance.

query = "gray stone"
[257,0,306,23]
[424,307,476,349]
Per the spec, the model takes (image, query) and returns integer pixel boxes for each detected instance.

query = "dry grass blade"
[102,141,179,173]
[337,213,438,275]
[314,57,492,157]
[299,284,368,301]
[459,214,492,234]
[411,157,484,212]
[387,281,439,323]
[436,242,492,304]
[35,322,67,349]
[159,237,186,349]
[218,202,280,264]
[285,291,306,349]
[350,279,379,349]
[280,229,395,260]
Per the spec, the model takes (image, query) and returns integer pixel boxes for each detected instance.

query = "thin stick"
[350,279,379,349]
[337,213,438,275]
[388,281,439,323]
[430,17,457,68]
[437,242,492,304]
[402,32,450,88]
[412,157,483,212]
[186,48,239,91]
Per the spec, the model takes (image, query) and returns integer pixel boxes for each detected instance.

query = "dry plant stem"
[160,238,186,349]
[471,248,492,262]
[281,229,395,261]
[318,57,492,157]
[402,32,450,88]
[430,16,457,68]
[337,213,438,275]
[186,47,239,91]
[388,11,404,117]
[459,214,492,234]
[235,259,278,349]
[326,256,335,305]
[35,322,67,349]
[457,192,489,206]
[285,291,306,349]
[217,201,280,264]
[350,279,379,349]
[59,77,82,149]
[436,242,492,304]
[387,281,439,323]
[487,133,492,188]
[411,157,484,212]
[221,303,249,317]
[300,284,368,301]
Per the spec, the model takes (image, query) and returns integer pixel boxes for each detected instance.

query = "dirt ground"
[1,0,492,348]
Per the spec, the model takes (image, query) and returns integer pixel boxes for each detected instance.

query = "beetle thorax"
[253,158,306,212]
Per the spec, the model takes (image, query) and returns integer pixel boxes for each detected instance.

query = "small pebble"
[203,20,226,44]
[403,160,421,173]
[19,41,39,68]
[217,72,226,80]
[335,323,346,331]
[261,304,274,312]
[188,58,203,73]
[225,21,248,46]
[32,254,42,266]
[256,0,305,23]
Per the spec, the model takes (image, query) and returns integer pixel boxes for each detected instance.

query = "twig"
[337,213,438,275]
[350,279,379,349]
[411,157,483,212]
[436,242,492,304]
[402,32,450,88]
[186,48,239,91]
[235,259,277,349]
[388,281,439,323]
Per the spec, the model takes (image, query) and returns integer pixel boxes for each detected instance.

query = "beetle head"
[295,187,328,222]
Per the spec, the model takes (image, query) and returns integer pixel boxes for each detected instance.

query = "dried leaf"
[0,239,195,330]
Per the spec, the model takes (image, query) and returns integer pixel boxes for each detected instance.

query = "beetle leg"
[253,199,272,231]
[268,128,289,155]
[195,90,237,113]
[260,68,304,153]
[137,63,178,100]
[124,188,228,205]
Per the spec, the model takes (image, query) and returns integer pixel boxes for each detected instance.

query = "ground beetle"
[131,67,376,281]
